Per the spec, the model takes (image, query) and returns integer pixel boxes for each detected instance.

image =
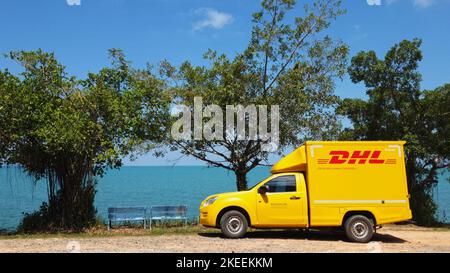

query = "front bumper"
[199,205,217,227]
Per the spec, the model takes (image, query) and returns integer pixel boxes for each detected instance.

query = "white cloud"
[66,0,81,6]
[366,0,382,5]
[414,0,435,8]
[193,8,233,31]
[367,0,437,8]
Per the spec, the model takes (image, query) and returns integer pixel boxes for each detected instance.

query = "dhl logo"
[317,150,397,165]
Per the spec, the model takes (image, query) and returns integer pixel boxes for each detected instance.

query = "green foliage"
[17,203,53,233]
[162,0,348,190]
[0,49,170,231]
[339,39,450,226]
[18,187,96,233]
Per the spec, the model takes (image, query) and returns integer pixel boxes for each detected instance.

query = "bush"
[17,185,97,233]
[18,203,52,233]
[410,184,438,226]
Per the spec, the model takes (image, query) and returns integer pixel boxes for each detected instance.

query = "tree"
[162,0,348,191]
[0,49,170,231]
[339,39,450,226]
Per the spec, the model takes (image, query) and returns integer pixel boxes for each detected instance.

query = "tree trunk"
[405,152,437,226]
[46,173,96,230]
[235,170,248,191]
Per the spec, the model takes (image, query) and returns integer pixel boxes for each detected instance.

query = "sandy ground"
[0,225,449,253]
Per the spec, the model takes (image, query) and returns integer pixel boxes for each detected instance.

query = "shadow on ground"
[198,229,407,243]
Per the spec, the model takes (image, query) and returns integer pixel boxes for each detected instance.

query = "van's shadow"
[198,229,407,243]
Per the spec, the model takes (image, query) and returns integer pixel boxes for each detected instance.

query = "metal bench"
[107,207,147,230]
[149,205,188,229]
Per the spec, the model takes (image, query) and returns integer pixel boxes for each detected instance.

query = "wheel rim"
[351,221,369,239]
[227,216,243,234]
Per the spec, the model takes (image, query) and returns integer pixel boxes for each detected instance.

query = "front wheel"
[344,215,374,243]
[220,210,248,239]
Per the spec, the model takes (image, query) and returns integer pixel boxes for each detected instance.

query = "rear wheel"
[220,210,248,239]
[344,215,374,243]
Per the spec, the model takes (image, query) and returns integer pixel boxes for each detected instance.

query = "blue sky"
[1,0,449,165]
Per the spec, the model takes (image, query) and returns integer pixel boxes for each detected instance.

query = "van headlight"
[203,197,218,207]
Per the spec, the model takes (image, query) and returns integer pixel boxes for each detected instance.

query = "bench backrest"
[108,207,146,220]
[150,205,187,218]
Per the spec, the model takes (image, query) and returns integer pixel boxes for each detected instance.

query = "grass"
[0,218,221,240]
[431,223,450,231]
[0,224,220,240]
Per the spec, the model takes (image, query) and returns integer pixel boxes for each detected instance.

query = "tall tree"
[162,0,348,191]
[0,49,170,231]
[339,39,450,226]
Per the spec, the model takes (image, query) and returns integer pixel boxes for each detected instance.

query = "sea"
[0,166,449,231]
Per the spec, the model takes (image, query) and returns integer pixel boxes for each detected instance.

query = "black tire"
[220,210,248,239]
[344,215,374,243]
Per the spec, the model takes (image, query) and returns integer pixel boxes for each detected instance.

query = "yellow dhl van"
[199,141,412,243]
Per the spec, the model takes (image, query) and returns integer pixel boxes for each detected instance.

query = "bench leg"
[144,220,146,229]
[108,220,111,231]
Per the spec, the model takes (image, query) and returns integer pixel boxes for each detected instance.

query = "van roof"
[304,140,406,145]
[271,141,406,174]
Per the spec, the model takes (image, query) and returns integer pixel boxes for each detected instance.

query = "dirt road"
[0,225,448,253]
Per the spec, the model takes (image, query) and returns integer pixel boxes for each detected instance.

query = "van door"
[256,174,307,227]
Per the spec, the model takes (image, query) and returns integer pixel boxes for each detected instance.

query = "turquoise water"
[435,171,450,222]
[0,166,269,231]
[0,166,449,231]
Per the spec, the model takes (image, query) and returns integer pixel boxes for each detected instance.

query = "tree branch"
[263,20,318,95]
[174,140,233,170]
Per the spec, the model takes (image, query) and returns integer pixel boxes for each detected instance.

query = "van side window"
[265,175,296,192]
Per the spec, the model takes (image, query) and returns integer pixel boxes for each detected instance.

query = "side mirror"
[258,185,269,195]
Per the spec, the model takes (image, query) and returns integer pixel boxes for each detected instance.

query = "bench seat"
[108,207,147,229]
